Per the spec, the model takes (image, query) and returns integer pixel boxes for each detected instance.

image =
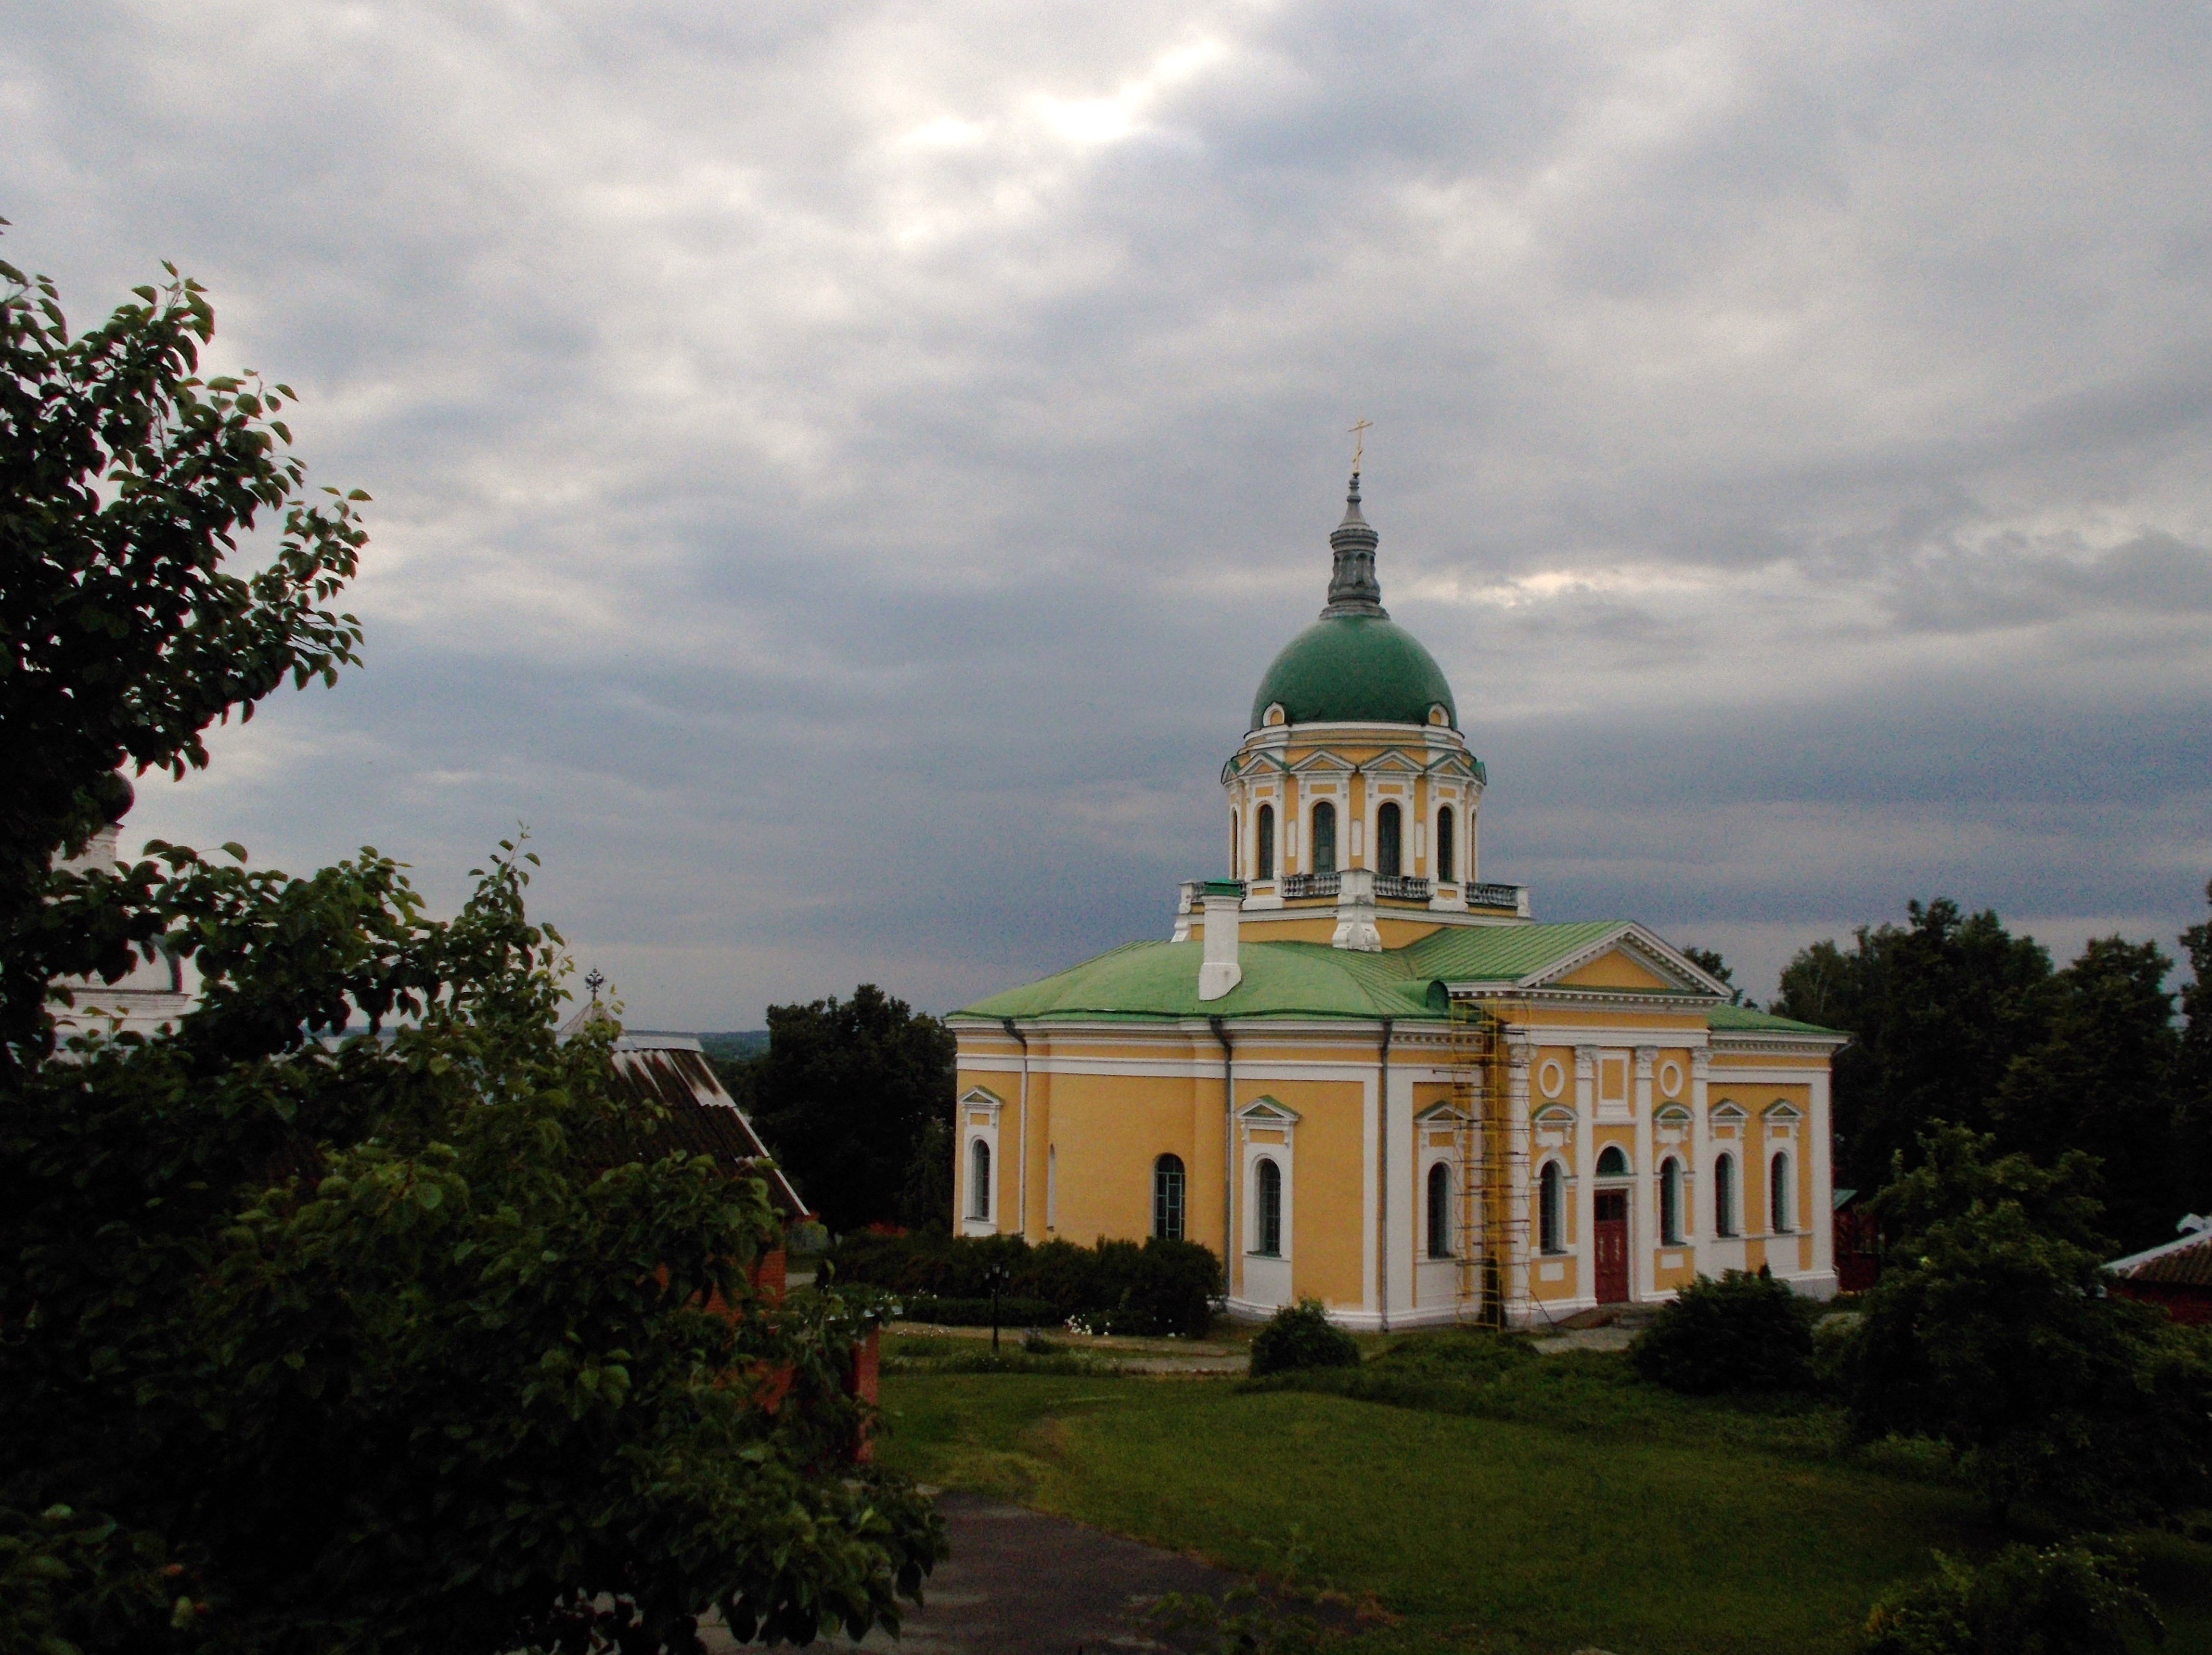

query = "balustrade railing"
[1466,881,1525,910]
[1374,874,1431,901]
[1281,872,1340,899]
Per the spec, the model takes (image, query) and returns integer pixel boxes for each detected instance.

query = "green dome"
[1251,613,1458,731]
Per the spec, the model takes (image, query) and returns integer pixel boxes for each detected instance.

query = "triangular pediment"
[1287,750,1354,776]
[1365,749,1423,776]
[1517,924,1730,997]
[1238,1095,1302,1124]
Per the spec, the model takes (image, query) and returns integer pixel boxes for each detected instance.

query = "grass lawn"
[875,1351,2212,1654]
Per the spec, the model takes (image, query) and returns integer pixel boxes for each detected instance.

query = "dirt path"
[710,1490,1276,1653]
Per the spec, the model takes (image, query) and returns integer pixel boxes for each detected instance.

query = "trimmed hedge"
[825,1232,1220,1337]
[901,1295,1062,1328]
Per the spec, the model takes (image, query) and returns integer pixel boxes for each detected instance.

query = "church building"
[947,470,1845,1328]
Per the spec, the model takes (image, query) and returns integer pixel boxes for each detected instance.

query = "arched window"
[1436,806,1455,883]
[1311,802,1336,875]
[1256,804,1275,880]
[1153,1154,1186,1241]
[1254,1157,1283,1256]
[1539,1161,1564,1254]
[1426,1161,1452,1258]
[1771,1152,1792,1233]
[968,1138,991,1220]
[1659,1157,1683,1245]
[1376,802,1402,876]
[1595,1144,1630,1178]
[1714,1152,1736,1237]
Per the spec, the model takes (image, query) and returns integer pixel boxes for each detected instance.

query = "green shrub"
[1249,1300,1361,1377]
[1114,1238,1221,1337]
[1630,1269,1815,1394]
[1862,1542,2160,1655]
[827,1232,1219,1332]
[900,1295,1061,1328]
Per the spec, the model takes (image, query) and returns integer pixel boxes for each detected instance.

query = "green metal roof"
[1399,920,1631,983]
[955,940,1449,1023]
[1706,1003,1845,1036]
[1250,613,1459,731]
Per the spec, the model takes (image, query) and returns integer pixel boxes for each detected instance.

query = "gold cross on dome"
[1348,417,1374,469]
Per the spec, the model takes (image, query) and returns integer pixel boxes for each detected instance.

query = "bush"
[1249,1300,1361,1377]
[1630,1269,1815,1394]
[900,1295,1062,1328]
[1862,1542,2160,1655]
[1115,1238,1221,1337]
[826,1232,1220,1333]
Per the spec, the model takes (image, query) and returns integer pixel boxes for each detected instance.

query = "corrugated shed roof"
[605,1042,808,1218]
[2107,1223,2212,1288]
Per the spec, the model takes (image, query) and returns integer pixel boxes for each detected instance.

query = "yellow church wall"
[1036,1067,1200,1247]
[1251,1077,1368,1309]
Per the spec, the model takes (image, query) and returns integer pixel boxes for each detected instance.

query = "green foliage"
[0,243,369,1061]
[0,254,942,1651]
[1993,936,2185,1251]
[1838,1126,2212,1524]
[903,1295,1064,1327]
[1148,1586,1330,1655]
[2,848,944,1651]
[2178,880,2212,1201]
[747,985,955,1233]
[1862,1541,2161,1655]
[898,1112,954,1232]
[1772,899,2056,1196]
[828,1231,1220,1336]
[1630,1269,1817,1394]
[1248,1299,1360,1377]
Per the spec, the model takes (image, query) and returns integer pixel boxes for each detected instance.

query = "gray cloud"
[5,0,2210,1018]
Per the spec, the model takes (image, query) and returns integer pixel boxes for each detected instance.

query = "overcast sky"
[8,3,2211,1025]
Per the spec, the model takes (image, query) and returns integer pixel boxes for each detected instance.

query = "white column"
[1361,1063,1378,1320]
[1573,1045,1596,1299]
[1506,1031,1533,1316]
[1810,1063,1836,1293]
[1689,1048,1711,1262]
[1633,1046,1657,1302]
[1388,1055,1416,1320]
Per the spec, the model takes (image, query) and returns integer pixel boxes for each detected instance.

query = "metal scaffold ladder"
[1451,998,1530,1328]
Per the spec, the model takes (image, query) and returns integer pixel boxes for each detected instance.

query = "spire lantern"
[1320,470,1387,619]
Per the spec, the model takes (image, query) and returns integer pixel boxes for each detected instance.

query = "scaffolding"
[1451,997,1530,1327]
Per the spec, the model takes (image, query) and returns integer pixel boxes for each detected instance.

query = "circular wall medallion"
[1537,1058,1565,1099]
[1659,1059,1684,1098]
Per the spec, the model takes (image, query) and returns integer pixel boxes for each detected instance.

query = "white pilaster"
[1633,1046,1657,1303]
[1689,1048,1710,1266]
[1574,1045,1596,1295]
[1810,1064,1836,1293]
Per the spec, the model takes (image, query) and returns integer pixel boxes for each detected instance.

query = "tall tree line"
[1772,885,2212,1252]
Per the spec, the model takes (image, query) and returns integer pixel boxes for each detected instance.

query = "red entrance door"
[1594,1190,1629,1304]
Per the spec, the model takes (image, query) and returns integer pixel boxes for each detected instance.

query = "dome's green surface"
[1250,613,1458,731]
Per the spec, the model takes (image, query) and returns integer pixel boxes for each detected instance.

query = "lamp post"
[983,1262,1012,1353]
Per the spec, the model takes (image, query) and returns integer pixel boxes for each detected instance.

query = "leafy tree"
[0,236,367,1063]
[1993,936,2182,1250]
[749,985,955,1233]
[1681,945,1746,1006]
[1773,900,2055,1192]
[898,1112,954,1231]
[2178,879,2212,1199]
[1837,1126,2212,1524]
[0,251,941,1651]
